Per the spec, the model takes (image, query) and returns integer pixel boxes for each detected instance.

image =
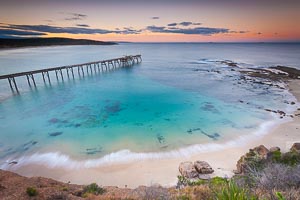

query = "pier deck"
[0,55,142,93]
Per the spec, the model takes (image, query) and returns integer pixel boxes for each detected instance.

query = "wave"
[0,115,292,170]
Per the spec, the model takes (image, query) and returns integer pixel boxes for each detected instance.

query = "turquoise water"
[0,43,299,168]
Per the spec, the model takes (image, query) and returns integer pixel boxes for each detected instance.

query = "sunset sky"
[1,0,300,42]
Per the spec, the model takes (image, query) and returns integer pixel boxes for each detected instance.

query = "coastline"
[6,79,300,188]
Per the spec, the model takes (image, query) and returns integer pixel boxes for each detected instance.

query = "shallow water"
[0,43,299,168]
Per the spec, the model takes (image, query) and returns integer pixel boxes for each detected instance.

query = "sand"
[11,80,300,188]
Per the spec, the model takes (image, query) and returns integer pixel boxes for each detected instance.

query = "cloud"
[151,17,160,19]
[64,13,87,21]
[115,27,142,34]
[168,22,201,27]
[179,21,193,26]
[146,25,229,35]
[229,30,249,34]
[257,32,262,35]
[167,23,177,26]
[0,21,231,38]
[0,28,46,38]
[3,24,112,34]
[76,24,90,27]
[0,23,142,37]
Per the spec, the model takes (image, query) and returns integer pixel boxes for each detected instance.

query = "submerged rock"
[48,132,63,137]
[8,161,18,165]
[85,147,102,155]
[156,134,165,144]
[194,161,214,174]
[179,162,199,179]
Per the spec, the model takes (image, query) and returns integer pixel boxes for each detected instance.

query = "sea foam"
[0,115,292,170]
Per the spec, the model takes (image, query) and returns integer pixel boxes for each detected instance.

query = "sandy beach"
[8,79,300,188]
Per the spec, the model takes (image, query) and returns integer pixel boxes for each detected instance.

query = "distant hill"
[0,37,117,48]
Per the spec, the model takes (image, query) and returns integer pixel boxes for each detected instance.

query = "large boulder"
[290,143,300,153]
[194,161,214,174]
[236,145,270,174]
[179,162,198,178]
[269,146,280,152]
[253,145,269,159]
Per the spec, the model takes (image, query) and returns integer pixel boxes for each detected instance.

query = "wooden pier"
[0,55,142,93]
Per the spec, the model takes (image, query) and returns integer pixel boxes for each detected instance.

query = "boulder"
[290,143,300,153]
[253,145,269,159]
[236,155,247,174]
[198,174,211,180]
[179,162,198,178]
[270,146,280,152]
[194,161,214,174]
[236,145,269,174]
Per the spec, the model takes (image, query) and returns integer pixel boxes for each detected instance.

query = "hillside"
[0,38,117,48]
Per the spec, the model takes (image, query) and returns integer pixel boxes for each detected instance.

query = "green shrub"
[26,187,38,197]
[213,180,257,200]
[271,150,282,162]
[187,179,207,186]
[61,186,68,191]
[280,151,300,166]
[210,177,228,186]
[275,192,286,200]
[82,183,106,196]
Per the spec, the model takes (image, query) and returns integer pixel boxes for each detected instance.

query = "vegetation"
[213,180,257,200]
[26,187,38,197]
[82,183,106,197]
[173,146,300,200]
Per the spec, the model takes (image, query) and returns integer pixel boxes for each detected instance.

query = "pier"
[0,55,142,93]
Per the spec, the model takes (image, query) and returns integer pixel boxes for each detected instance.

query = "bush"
[280,151,300,166]
[142,185,171,200]
[213,180,257,200]
[82,183,106,196]
[210,177,228,186]
[271,150,282,162]
[26,187,38,197]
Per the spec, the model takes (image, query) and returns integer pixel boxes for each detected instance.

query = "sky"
[0,0,300,42]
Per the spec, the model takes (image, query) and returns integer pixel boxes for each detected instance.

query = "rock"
[267,147,281,160]
[290,143,300,153]
[236,155,247,174]
[236,145,269,174]
[48,132,63,137]
[253,145,269,159]
[198,174,211,180]
[270,146,280,152]
[179,162,198,178]
[194,161,214,174]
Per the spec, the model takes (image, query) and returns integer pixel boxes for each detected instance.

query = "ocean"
[0,43,299,169]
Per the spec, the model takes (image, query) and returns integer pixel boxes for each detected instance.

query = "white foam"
[0,115,291,170]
